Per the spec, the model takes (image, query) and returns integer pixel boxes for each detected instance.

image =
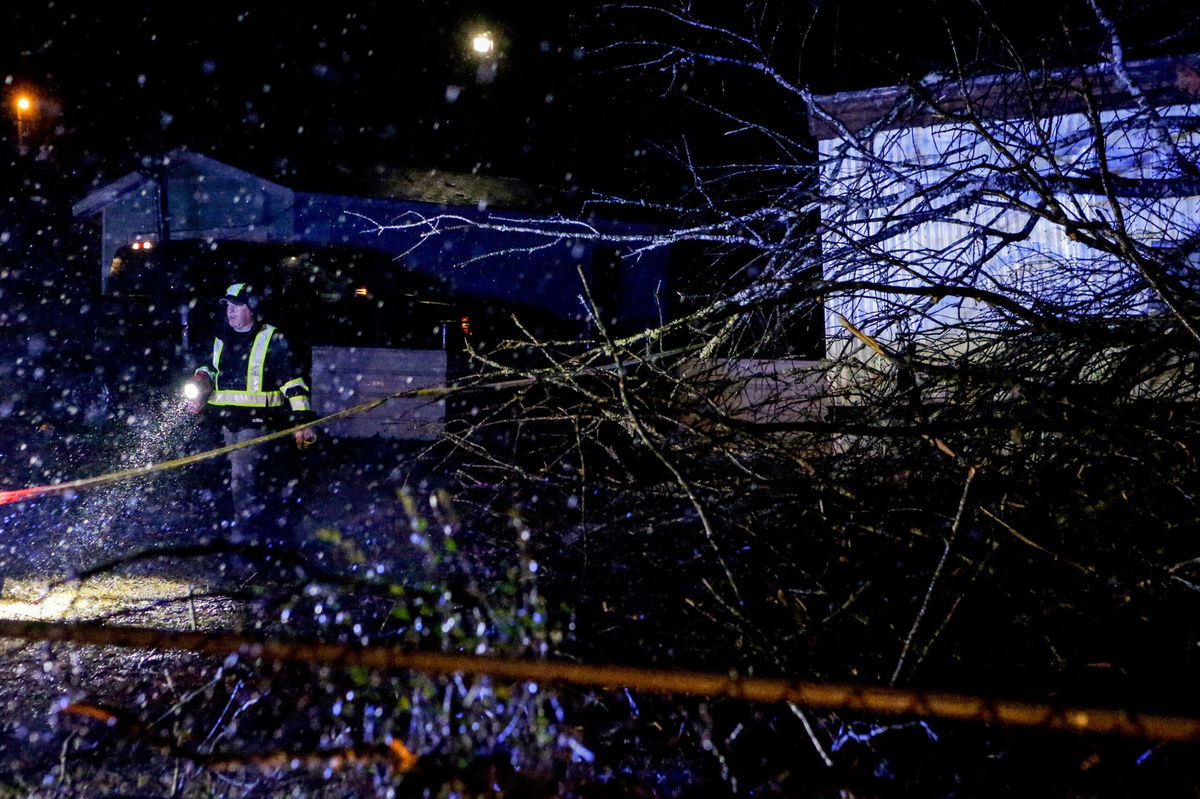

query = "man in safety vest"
[184,282,318,543]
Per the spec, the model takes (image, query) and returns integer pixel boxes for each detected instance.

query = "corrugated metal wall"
[818,103,1200,353]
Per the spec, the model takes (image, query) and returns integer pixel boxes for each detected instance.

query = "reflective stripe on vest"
[247,326,274,391]
[210,390,286,407]
[208,326,286,409]
[211,339,224,372]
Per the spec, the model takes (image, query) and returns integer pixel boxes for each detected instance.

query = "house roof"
[807,52,1200,139]
[71,149,291,218]
[72,148,563,218]
[368,168,559,211]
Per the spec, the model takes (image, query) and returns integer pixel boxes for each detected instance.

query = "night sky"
[4,2,1199,203]
[3,2,655,199]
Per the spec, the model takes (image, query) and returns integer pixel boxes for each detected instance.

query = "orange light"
[355,286,369,297]
[13,93,35,153]
[460,316,471,336]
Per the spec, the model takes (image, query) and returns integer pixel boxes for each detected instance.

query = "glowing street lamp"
[13,93,34,153]
[469,30,499,83]
[471,31,495,55]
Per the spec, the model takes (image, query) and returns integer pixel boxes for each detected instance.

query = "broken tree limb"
[3,618,1198,744]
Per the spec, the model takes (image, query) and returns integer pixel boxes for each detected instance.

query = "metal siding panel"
[311,346,447,440]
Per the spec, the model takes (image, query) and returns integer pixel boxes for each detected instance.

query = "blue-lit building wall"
[74,151,674,338]
[292,191,672,335]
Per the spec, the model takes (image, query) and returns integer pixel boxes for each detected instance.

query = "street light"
[13,93,34,154]
[471,31,495,55]
[469,30,498,83]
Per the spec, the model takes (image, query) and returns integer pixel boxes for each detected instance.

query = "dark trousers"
[222,426,303,546]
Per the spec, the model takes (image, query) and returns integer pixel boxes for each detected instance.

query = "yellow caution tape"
[0,346,693,506]
[1,387,435,505]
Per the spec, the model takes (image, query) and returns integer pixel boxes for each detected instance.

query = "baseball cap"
[220,282,255,306]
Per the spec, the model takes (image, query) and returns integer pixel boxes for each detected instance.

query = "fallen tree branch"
[5,619,1199,743]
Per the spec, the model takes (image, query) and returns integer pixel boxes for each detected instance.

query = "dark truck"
[96,238,493,440]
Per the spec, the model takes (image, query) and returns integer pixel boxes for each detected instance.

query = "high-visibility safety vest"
[203,325,312,413]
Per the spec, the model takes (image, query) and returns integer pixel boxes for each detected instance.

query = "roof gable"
[72,148,289,217]
[808,53,1200,139]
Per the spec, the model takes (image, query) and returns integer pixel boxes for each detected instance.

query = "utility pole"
[156,157,172,243]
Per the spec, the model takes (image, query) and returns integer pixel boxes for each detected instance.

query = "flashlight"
[182,381,201,401]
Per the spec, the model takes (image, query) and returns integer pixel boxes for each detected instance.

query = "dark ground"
[0,385,458,796]
[0,379,1199,797]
